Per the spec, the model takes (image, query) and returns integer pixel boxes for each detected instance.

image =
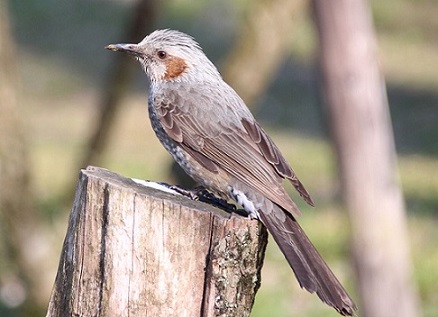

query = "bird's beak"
[105,43,142,57]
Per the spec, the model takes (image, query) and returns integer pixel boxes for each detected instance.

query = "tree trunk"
[312,1,420,317]
[46,166,267,317]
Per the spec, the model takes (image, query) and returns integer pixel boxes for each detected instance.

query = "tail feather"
[258,207,357,316]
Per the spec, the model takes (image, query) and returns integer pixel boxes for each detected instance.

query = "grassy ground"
[5,0,438,316]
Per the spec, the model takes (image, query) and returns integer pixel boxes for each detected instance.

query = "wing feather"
[241,119,314,206]
[155,89,313,215]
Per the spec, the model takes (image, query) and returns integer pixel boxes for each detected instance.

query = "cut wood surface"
[46,166,267,317]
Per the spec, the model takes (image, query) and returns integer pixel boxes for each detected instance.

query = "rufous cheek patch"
[163,57,188,80]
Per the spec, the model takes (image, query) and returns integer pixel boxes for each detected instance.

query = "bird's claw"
[169,185,200,200]
[168,185,238,214]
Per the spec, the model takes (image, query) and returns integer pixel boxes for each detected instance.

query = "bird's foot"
[195,188,250,216]
[169,184,201,200]
[168,185,239,214]
[195,188,237,212]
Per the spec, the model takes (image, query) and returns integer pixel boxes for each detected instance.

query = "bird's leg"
[195,188,249,217]
[195,188,237,212]
[168,184,201,200]
[168,184,239,214]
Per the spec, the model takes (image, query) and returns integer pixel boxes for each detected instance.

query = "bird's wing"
[154,88,313,216]
[240,118,314,206]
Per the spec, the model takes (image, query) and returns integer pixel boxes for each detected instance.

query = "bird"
[106,29,356,316]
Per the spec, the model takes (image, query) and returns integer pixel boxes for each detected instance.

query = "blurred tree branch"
[0,0,48,315]
[80,0,159,168]
[222,0,307,106]
[312,0,420,316]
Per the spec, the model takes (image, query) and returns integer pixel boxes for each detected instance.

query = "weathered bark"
[46,167,267,317]
[312,1,420,317]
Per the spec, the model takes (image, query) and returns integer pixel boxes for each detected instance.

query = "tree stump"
[46,166,267,317]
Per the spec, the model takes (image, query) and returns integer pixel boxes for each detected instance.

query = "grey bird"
[106,29,356,316]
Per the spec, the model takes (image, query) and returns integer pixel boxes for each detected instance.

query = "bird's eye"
[157,50,167,59]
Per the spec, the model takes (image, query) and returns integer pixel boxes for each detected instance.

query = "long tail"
[258,206,357,316]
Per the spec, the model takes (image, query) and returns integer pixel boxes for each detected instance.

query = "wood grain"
[46,166,267,317]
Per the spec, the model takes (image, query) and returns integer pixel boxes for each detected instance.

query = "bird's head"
[106,29,220,84]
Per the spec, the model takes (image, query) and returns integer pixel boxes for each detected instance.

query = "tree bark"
[312,1,420,317]
[46,166,267,317]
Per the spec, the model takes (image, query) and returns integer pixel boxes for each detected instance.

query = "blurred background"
[0,0,437,316]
